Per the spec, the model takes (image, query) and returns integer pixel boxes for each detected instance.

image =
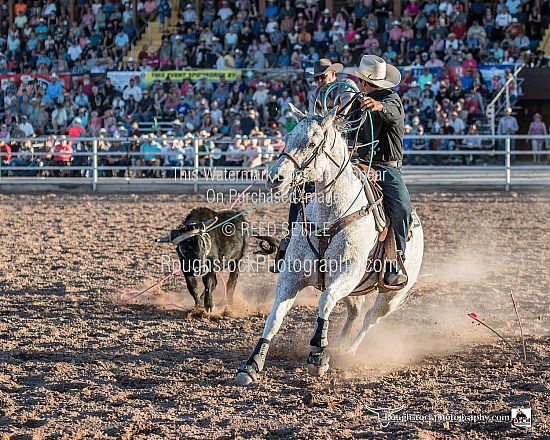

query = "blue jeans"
[10,159,39,176]
[372,165,412,258]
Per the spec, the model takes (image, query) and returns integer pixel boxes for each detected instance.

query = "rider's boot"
[383,258,408,286]
[269,234,291,273]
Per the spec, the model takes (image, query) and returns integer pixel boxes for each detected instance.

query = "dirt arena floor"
[0,189,548,439]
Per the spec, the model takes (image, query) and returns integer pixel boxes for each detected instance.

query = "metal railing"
[1,135,549,192]
[487,63,525,144]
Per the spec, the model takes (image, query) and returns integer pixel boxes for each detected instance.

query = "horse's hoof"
[235,372,254,386]
[307,363,330,377]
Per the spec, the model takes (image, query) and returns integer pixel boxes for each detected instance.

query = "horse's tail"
[252,235,279,255]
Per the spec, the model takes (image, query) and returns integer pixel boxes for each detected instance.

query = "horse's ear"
[288,103,306,121]
[321,105,338,129]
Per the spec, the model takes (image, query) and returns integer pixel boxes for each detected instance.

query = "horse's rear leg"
[235,274,301,386]
[338,296,366,346]
[346,290,404,355]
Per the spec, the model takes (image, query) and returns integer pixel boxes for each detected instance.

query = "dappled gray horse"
[236,105,424,385]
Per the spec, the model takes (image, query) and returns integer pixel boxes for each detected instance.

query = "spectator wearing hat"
[308,59,354,115]
[19,115,34,138]
[252,82,269,124]
[28,97,40,125]
[51,102,68,134]
[182,3,197,24]
[497,106,519,161]
[50,135,73,177]
[318,8,334,32]
[45,74,63,107]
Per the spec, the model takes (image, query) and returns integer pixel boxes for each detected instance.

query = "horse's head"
[267,104,341,196]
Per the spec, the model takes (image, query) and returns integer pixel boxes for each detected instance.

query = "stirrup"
[384,271,408,286]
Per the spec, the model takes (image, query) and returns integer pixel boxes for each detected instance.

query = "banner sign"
[0,74,71,91]
[478,64,514,88]
[106,71,148,92]
[145,69,242,84]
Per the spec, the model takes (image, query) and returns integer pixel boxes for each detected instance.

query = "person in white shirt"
[51,103,68,133]
[19,115,35,137]
[123,78,142,102]
[182,3,197,24]
[67,40,82,62]
[217,0,233,21]
[449,110,465,134]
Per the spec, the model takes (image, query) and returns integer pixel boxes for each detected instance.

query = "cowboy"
[272,59,355,272]
[307,58,354,115]
[343,55,412,286]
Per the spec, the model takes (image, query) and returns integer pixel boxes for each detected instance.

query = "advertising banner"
[0,74,71,91]
[145,69,242,84]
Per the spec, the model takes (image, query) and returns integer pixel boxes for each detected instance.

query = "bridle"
[278,120,346,201]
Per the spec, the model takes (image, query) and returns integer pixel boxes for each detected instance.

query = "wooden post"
[326,0,334,14]
[8,0,13,25]
[394,0,401,18]
[69,0,75,24]
[133,0,138,25]
[259,0,266,16]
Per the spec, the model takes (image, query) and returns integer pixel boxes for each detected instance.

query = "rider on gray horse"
[344,55,412,286]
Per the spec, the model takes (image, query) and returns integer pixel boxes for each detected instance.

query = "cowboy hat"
[343,55,401,89]
[312,59,343,78]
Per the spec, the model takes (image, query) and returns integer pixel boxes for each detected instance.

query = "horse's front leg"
[235,273,302,386]
[307,264,361,377]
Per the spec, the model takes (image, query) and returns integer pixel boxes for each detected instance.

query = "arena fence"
[0,135,549,192]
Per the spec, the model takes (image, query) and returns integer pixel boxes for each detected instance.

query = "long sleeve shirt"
[352,88,405,163]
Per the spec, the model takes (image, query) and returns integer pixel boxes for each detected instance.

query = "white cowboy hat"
[343,55,401,89]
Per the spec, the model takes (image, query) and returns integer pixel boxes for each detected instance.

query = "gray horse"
[236,105,424,385]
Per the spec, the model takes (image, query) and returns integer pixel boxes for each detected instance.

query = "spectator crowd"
[1,0,549,176]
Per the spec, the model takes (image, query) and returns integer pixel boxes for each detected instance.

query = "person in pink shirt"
[363,30,379,52]
[527,113,547,163]
[461,53,478,71]
[388,21,402,50]
[406,0,420,16]
[425,52,444,67]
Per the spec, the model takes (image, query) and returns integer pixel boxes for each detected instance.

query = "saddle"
[348,163,410,295]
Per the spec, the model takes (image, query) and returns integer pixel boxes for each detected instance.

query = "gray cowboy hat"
[312,58,343,78]
[343,55,401,89]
